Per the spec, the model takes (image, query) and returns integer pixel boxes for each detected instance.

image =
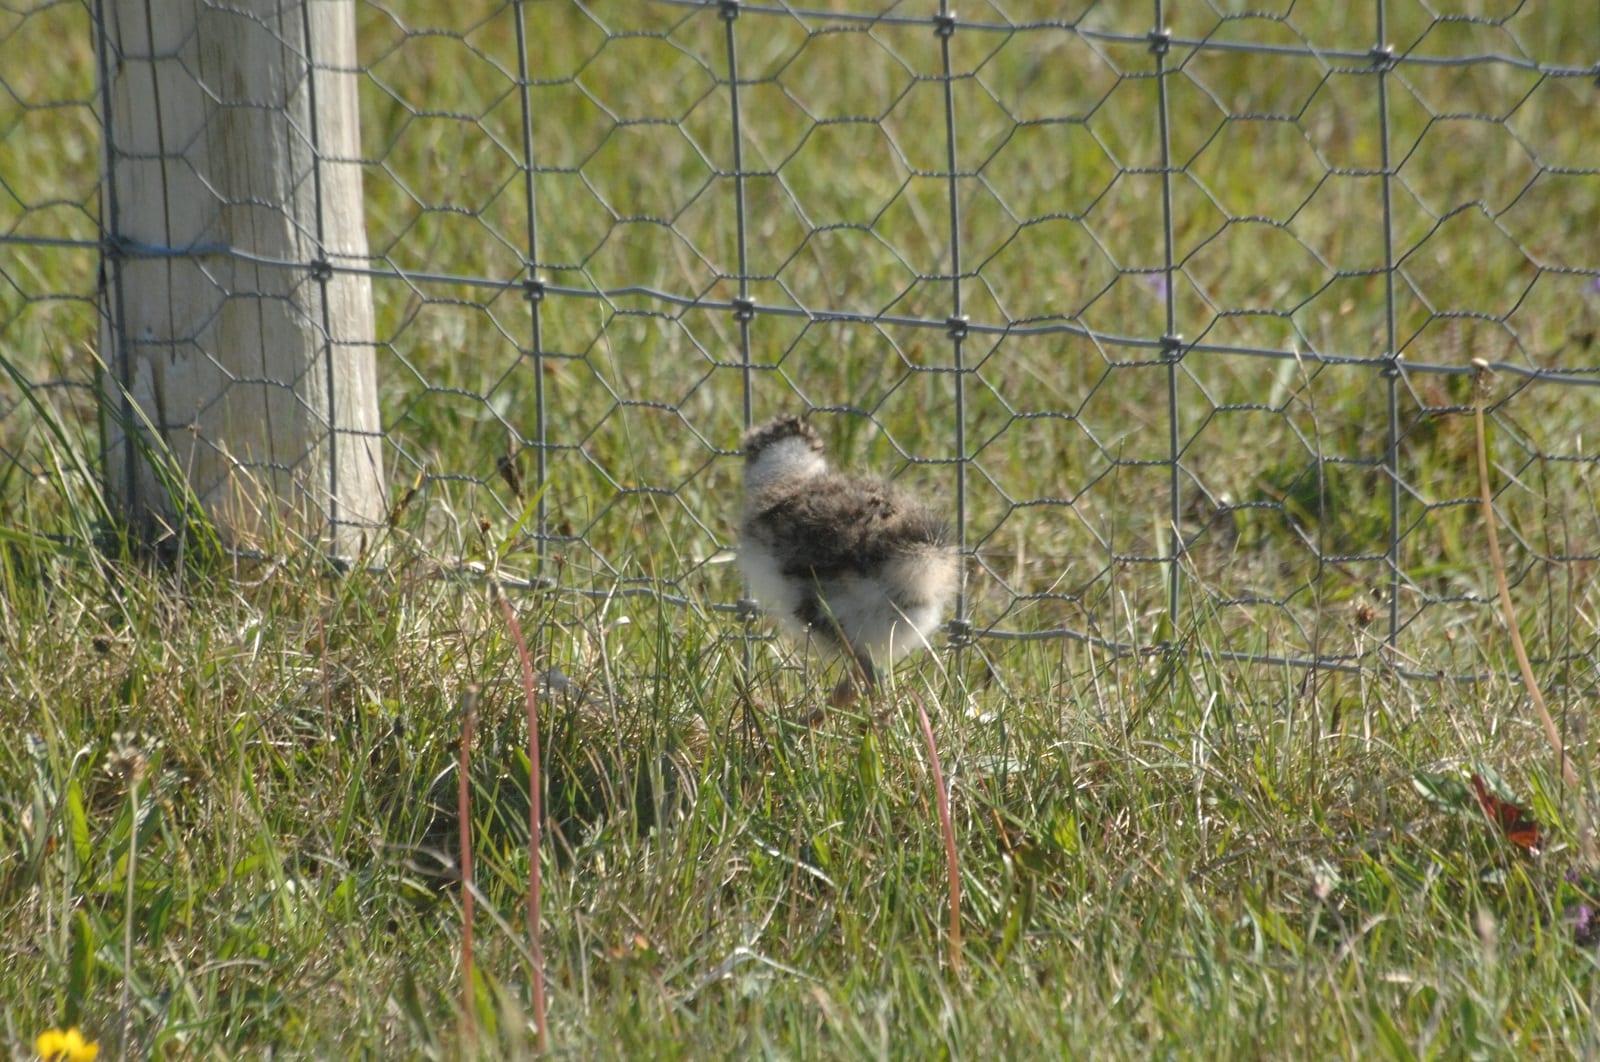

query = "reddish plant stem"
[495,585,549,1052]
[458,685,478,1050]
[1471,360,1595,865]
[910,691,963,974]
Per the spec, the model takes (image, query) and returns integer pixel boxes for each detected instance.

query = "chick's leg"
[829,652,876,709]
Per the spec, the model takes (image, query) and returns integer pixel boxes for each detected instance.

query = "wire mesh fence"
[4,0,1600,679]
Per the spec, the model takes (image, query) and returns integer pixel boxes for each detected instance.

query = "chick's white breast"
[737,519,809,635]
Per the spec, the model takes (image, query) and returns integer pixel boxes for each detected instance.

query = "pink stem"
[496,588,549,1051]
[457,687,477,1049]
[911,691,962,973]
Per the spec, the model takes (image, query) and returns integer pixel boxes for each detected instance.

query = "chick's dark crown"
[742,414,824,461]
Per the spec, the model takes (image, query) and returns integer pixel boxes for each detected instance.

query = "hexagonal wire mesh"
[4,0,1600,682]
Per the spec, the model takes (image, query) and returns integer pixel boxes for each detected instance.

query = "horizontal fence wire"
[3,0,1600,682]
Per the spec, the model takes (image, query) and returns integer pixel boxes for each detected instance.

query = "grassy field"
[5,1,1600,1056]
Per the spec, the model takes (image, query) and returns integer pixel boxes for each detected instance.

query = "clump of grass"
[3,486,1596,1055]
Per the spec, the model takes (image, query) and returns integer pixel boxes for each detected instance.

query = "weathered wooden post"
[98,0,384,558]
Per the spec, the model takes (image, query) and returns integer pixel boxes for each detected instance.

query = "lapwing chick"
[738,415,960,707]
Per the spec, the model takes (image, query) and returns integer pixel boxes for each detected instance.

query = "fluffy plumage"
[738,415,960,697]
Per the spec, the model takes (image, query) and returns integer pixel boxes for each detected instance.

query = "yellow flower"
[35,1027,99,1061]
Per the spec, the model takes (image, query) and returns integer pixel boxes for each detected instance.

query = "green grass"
[6,1,1600,1056]
[5,540,1596,1056]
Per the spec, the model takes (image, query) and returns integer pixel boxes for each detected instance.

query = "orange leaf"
[1470,773,1542,854]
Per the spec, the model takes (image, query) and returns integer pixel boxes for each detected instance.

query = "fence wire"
[3,0,1600,679]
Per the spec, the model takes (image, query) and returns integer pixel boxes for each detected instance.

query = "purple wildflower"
[1563,870,1600,946]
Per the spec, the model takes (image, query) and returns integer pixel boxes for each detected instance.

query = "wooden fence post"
[99,0,384,558]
